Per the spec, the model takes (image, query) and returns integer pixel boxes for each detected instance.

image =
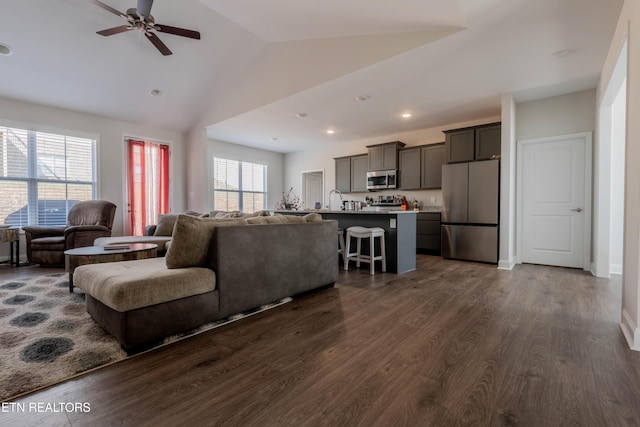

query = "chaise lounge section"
[74,214,338,353]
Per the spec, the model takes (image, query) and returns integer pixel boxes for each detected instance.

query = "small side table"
[65,243,158,292]
[0,227,20,267]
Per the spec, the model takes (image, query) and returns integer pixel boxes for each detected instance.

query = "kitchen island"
[275,210,417,274]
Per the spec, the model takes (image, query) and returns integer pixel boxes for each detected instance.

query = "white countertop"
[275,209,417,215]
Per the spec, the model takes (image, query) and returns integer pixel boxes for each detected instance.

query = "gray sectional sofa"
[74,214,338,353]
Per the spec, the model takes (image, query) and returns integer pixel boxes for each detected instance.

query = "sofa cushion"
[303,213,323,222]
[165,215,247,268]
[246,216,269,225]
[209,210,241,218]
[74,258,216,312]
[153,214,178,236]
[265,215,306,224]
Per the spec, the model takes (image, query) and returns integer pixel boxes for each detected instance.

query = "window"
[212,157,267,213]
[0,125,96,227]
[127,139,170,236]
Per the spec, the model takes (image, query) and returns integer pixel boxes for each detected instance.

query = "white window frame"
[0,122,98,227]
[212,157,267,213]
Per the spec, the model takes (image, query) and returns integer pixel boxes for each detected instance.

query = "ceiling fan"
[90,0,200,56]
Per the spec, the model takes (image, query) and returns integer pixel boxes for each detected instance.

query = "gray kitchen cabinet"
[350,155,369,192]
[444,128,475,163]
[334,156,352,193]
[398,147,421,190]
[417,212,441,254]
[475,124,502,160]
[444,123,501,163]
[367,141,405,171]
[421,143,445,189]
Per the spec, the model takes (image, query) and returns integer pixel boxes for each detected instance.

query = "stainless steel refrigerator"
[441,159,499,263]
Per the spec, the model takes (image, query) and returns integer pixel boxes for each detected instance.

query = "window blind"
[0,126,96,227]
[212,157,266,213]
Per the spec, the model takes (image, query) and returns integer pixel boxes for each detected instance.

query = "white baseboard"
[610,263,623,275]
[498,258,516,270]
[621,309,640,351]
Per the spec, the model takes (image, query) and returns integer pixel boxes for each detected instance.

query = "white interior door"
[302,171,323,209]
[518,133,591,269]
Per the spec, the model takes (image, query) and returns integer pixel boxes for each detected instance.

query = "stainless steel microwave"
[366,170,397,190]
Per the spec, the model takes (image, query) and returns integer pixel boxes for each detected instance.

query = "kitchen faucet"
[329,189,343,210]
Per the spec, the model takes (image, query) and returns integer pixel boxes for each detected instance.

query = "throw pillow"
[303,213,322,222]
[183,210,206,217]
[209,210,241,218]
[165,215,247,268]
[246,216,269,225]
[240,210,271,218]
[265,215,306,224]
[153,214,178,236]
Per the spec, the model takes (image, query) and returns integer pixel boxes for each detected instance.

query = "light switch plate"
[390,218,396,228]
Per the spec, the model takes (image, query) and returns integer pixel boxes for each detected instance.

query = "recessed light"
[149,89,162,97]
[402,113,412,118]
[354,95,370,102]
[296,113,308,118]
[326,129,335,135]
[0,43,13,56]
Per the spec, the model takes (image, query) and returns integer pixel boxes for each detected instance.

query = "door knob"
[571,208,583,212]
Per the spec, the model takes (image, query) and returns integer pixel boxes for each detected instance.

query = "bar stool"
[337,228,346,265]
[344,226,386,275]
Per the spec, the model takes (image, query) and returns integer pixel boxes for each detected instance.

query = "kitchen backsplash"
[328,189,442,209]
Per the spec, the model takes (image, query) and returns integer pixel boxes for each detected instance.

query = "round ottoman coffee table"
[65,243,158,292]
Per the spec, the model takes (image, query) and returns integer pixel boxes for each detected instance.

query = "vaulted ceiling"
[0,0,623,152]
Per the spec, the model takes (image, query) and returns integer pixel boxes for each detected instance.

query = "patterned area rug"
[0,273,126,401]
[0,273,292,402]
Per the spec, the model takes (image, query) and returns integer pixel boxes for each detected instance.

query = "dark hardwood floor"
[1,256,639,426]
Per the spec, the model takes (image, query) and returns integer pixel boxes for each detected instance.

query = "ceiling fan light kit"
[90,0,200,56]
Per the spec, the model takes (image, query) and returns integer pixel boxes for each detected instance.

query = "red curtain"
[127,139,169,235]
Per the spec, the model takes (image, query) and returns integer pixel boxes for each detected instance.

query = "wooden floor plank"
[1,257,638,427]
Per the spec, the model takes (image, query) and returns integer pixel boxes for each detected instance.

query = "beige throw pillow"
[265,215,306,224]
[303,213,322,222]
[165,215,247,268]
[246,216,269,224]
[153,214,178,236]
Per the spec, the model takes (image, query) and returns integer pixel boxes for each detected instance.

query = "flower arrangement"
[275,187,302,210]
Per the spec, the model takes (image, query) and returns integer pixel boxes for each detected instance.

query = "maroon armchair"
[23,200,117,267]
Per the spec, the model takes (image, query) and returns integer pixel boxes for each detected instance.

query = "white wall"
[203,138,284,212]
[516,90,597,141]
[598,0,640,350]
[0,96,187,261]
[611,82,626,274]
[499,94,516,270]
[284,116,500,210]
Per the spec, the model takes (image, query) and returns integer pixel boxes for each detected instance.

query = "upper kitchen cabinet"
[398,147,421,190]
[475,124,502,160]
[334,156,352,193]
[444,128,475,163]
[421,143,445,189]
[367,141,405,171]
[444,123,501,163]
[350,155,369,192]
[335,154,369,193]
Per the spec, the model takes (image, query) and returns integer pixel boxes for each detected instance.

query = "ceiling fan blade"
[97,25,133,36]
[145,32,172,56]
[89,0,127,19]
[155,24,201,40]
[137,0,154,20]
